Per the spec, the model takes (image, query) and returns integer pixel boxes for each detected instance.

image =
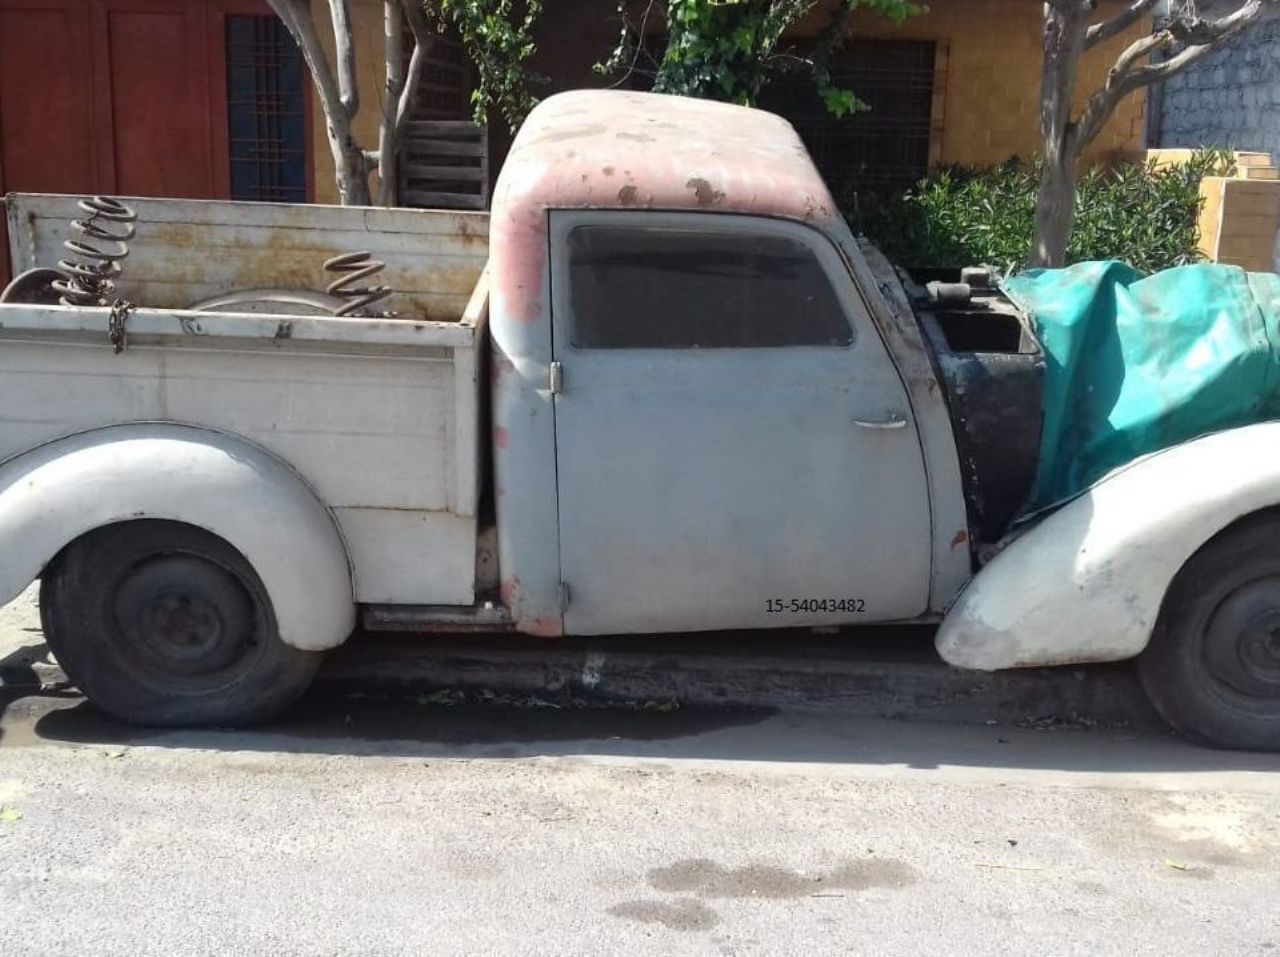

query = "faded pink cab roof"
[491,90,838,226]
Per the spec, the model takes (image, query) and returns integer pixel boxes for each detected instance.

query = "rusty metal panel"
[6,193,488,321]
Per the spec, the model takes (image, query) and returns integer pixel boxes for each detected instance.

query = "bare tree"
[266,0,435,206]
[1033,0,1277,267]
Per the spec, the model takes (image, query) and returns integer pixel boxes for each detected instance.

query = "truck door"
[548,211,931,634]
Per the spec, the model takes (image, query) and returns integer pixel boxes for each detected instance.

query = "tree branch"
[329,0,359,116]
[267,0,370,203]
[376,0,405,205]
[267,0,344,116]
[1084,0,1160,50]
[1071,0,1274,152]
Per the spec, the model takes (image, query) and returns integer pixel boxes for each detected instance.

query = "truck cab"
[487,90,974,637]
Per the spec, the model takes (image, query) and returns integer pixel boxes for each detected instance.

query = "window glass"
[565,225,853,350]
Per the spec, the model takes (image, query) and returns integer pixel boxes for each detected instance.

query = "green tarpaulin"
[1003,261,1280,512]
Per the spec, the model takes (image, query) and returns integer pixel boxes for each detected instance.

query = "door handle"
[854,413,908,430]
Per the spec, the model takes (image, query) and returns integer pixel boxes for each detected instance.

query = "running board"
[360,601,515,634]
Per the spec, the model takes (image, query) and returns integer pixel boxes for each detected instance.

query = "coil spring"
[323,251,391,317]
[51,196,137,307]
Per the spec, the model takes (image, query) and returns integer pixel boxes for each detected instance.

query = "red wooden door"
[89,0,215,198]
[0,0,250,285]
[0,0,99,285]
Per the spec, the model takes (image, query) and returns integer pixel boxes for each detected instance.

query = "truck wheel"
[1138,513,1280,750]
[40,520,321,727]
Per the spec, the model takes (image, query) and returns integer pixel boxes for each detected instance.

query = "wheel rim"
[109,552,262,690]
[1201,574,1280,701]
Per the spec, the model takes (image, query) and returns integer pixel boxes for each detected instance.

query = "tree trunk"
[332,134,373,206]
[324,100,372,205]
[1032,151,1077,269]
[267,0,372,205]
[376,0,405,206]
[1030,1,1089,268]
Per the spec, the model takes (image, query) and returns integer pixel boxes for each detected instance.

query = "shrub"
[845,149,1237,275]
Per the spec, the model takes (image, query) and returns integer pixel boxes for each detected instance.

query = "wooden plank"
[401,139,486,157]
[402,190,486,210]
[6,193,489,317]
[6,192,488,235]
[403,165,485,181]
[405,120,485,136]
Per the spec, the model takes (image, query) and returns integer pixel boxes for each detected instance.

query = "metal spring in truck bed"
[323,251,391,317]
[51,196,137,307]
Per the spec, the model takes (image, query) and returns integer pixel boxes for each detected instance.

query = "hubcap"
[1202,576,1280,699]
[112,554,257,682]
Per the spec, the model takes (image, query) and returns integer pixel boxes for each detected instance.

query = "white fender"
[937,422,1280,670]
[0,424,354,651]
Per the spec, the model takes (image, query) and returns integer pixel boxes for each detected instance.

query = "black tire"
[1139,512,1280,751]
[41,520,322,727]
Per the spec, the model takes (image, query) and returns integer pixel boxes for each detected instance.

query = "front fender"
[0,424,354,651]
[937,422,1280,670]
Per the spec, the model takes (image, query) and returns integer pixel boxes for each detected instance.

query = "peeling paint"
[686,177,725,207]
[939,421,1280,669]
[500,576,521,607]
[526,617,564,638]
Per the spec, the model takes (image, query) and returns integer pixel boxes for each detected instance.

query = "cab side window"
[565,225,853,350]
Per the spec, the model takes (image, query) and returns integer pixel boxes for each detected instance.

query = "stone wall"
[1157,19,1280,158]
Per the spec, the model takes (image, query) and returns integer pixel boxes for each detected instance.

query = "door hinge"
[558,581,571,611]
[549,361,564,396]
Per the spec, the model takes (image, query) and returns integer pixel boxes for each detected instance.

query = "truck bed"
[1,194,490,606]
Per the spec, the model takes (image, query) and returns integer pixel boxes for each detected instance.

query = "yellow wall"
[843,0,1149,168]
[305,0,1153,204]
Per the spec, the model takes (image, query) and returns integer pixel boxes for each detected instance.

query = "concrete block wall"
[1158,19,1280,162]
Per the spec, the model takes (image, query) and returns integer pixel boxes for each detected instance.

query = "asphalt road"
[2,684,1280,957]
[3,587,1280,955]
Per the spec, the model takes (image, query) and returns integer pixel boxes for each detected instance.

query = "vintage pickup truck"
[2,90,1278,749]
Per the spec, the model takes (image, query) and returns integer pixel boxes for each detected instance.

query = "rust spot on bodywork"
[455,217,487,248]
[526,617,564,637]
[493,426,510,450]
[951,530,969,549]
[492,356,515,380]
[618,185,640,206]
[686,177,724,207]
[500,576,521,607]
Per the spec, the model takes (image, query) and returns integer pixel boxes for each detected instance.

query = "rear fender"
[0,424,354,651]
[937,422,1280,670]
